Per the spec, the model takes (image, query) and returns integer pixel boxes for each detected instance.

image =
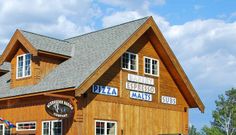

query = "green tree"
[210,88,236,135]
[189,125,200,135]
[201,125,224,135]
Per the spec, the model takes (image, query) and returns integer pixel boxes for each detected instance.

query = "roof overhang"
[74,17,205,113]
[0,30,71,65]
[0,29,38,64]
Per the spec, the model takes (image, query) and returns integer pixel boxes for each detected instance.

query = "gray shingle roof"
[21,30,72,57]
[0,17,148,98]
[0,62,11,71]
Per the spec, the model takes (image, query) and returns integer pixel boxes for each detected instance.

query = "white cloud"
[99,0,166,9]
[0,0,101,52]
[102,11,143,27]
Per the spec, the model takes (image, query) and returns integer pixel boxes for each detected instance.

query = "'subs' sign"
[46,100,74,118]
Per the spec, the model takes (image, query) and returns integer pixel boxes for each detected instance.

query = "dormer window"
[16,53,31,79]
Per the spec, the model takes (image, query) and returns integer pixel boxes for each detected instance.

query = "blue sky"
[0,0,236,130]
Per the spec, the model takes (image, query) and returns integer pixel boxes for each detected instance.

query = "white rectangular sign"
[161,96,176,105]
[126,82,155,94]
[128,74,154,85]
[92,85,118,96]
[130,91,152,101]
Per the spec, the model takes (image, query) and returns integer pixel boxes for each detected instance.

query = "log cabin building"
[0,16,204,135]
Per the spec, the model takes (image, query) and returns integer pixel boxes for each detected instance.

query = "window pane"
[17,122,36,130]
[5,127,10,135]
[145,58,151,74]
[130,54,136,70]
[107,122,116,135]
[52,121,62,135]
[152,60,158,75]
[17,56,24,77]
[24,54,31,76]
[43,122,50,135]
[96,121,105,135]
[122,53,129,69]
[0,125,3,135]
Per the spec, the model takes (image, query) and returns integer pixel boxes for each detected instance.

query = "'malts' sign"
[126,74,155,101]
[92,85,118,96]
[130,91,152,101]
[46,100,74,118]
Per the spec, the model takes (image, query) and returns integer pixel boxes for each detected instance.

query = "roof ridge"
[20,30,70,43]
[65,16,149,41]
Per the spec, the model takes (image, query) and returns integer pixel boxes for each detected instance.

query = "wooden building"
[0,16,204,135]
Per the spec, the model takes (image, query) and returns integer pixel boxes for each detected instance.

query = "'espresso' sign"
[46,100,74,118]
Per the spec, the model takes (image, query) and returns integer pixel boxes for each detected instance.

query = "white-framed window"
[16,53,31,79]
[95,120,117,135]
[121,52,138,72]
[0,124,11,135]
[42,120,62,135]
[144,56,159,76]
[16,121,36,131]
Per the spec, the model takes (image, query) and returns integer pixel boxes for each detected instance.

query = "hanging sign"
[161,96,177,105]
[130,91,152,101]
[92,85,118,96]
[46,100,74,118]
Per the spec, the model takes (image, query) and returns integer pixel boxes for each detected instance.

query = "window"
[16,53,31,78]
[42,120,62,135]
[122,52,138,72]
[16,122,36,131]
[95,120,117,135]
[144,57,159,76]
[0,124,11,135]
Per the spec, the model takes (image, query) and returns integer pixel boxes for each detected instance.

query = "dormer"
[0,30,72,88]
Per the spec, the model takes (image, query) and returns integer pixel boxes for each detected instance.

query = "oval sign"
[46,100,74,118]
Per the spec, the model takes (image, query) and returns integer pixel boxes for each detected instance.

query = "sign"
[46,100,74,118]
[161,96,177,105]
[128,74,154,85]
[126,82,155,94]
[130,91,152,101]
[92,85,118,96]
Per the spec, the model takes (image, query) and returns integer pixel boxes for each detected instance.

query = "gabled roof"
[0,16,204,112]
[0,17,148,98]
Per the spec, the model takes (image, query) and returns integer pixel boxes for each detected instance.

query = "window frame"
[42,120,63,135]
[95,120,117,135]
[0,123,10,135]
[121,52,138,72]
[16,121,36,131]
[16,53,32,79]
[143,56,159,77]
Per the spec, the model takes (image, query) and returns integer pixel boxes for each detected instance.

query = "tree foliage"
[212,88,236,135]
[189,125,200,135]
[201,125,224,135]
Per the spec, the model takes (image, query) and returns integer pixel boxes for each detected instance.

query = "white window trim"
[16,53,31,79]
[95,120,117,135]
[42,120,63,135]
[143,56,159,77]
[121,52,138,72]
[0,123,5,134]
[16,121,36,131]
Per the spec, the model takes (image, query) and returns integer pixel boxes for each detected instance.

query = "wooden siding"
[0,93,79,135]
[81,34,189,134]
